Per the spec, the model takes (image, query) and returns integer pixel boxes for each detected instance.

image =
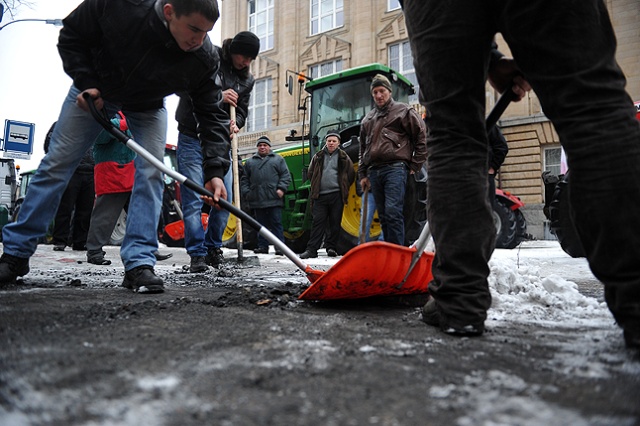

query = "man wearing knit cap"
[299,131,355,259]
[241,135,291,255]
[175,30,259,272]
[358,73,427,246]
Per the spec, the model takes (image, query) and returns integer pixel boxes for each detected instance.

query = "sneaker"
[53,245,65,251]
[122,266,164,294]
[205,247,224,266]
[326,248,338,257]
[189,256,208,273]
[0,253,30,284]
[254,247,269,254]
[299,250,318,259]
[421,297,484,337]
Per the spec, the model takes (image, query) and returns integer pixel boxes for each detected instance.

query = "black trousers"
[52,171,95,248]
[306,191,343,253]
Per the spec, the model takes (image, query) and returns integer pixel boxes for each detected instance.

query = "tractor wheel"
[108,209,127,246]
[493,200,518,249]
[514,209,528,242]
[285,230,310,253]
[549,172,586,258]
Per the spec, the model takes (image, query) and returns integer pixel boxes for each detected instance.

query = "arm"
[234,78,254,130]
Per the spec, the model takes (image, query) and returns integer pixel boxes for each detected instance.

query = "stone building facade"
[220,0,640,239]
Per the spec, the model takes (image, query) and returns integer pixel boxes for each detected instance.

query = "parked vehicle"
[543,100,640,258]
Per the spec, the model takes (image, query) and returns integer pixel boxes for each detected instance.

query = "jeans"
[2,85,166,271]
[177,133,232,257]
[402,0,640,327]
[254,207,285,249]
[306,191,343,252]
[360,191,383,243]
[369,162,407,245]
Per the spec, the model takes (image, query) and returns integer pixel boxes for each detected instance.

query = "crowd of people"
[0,0,638,349]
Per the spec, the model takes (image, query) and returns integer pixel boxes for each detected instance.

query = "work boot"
[299,250,317,259]
[0,253,30,284]
[53,244,65,251]
[122,266,164,294]
[87,250,112,266]
[623,320,640,349]
[421,297,484,337]
[205,247,224,267]
[189,256,208,273]
[254,247,269,254]
[326,248,338,257]
[153,250,173,261]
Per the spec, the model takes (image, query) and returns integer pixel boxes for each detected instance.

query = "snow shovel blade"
[298,242,434,300]
[83,93,324,281]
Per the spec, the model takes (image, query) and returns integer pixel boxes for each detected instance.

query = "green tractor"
[223,63,428,254]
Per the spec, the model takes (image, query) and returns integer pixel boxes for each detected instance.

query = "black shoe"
[254,247,269,254]
[623,321,640,349]
[153,250,173,261]
[53,245,65,252]
[274,249,284,256]
[299,250,318,259]
[326,248,338,257]
[0,253,30,284]
[87,251,112,266]
[205,247,224,266]
[189,256,208,273]
[122,266,164,294]
[421,297,484,337]
[72,244,86,251]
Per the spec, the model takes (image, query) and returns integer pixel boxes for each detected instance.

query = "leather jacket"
[358,99,427,180]
[307,147,355,205]
[58,0,230,181]
[176,42,255,138]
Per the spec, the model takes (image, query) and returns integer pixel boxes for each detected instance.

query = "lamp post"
[0,18,63,32]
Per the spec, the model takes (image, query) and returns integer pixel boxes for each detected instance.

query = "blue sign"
[2,119,35,160]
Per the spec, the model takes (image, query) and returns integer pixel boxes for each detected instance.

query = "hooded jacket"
[58,0,230,181]
[176,39,255,138]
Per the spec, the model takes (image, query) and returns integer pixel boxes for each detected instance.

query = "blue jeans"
[254,207,285,249]
[360,191,383,243]
[368,163,407,245]
[2,85,166,271]
[402,0,640,327]
[176,133,232,257]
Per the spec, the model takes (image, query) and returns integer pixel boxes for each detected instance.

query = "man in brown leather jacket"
[358,74,427,246]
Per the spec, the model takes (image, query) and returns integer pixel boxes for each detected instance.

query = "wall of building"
[220,0,640,240]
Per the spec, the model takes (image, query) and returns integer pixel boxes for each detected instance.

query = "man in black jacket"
[0,0,230,294]
[175,31,258,272]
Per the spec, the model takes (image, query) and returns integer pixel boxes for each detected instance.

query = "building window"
[388,40,418,104]
[388,0,400,11]
[310,0,344,35]
[544,146,563,177]
[308,59,343,79]
[248,0,274,51]
[247,78,273,132]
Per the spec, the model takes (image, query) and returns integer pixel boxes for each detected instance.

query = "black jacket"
[176,41,255,138]
[58,0,230,181]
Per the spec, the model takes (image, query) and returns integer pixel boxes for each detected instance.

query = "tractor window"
[309,76,413,143]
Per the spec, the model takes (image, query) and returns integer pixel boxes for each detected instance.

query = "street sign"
[2,119,34,160]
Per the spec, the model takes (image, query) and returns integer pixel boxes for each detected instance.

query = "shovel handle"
[486,87,517,131]
[82,93,309,272]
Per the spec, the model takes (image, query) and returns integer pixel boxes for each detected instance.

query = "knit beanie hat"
[256,135,271,146]
[370,74,392,94]
[324,131,341,142]
[230,31,260,59]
